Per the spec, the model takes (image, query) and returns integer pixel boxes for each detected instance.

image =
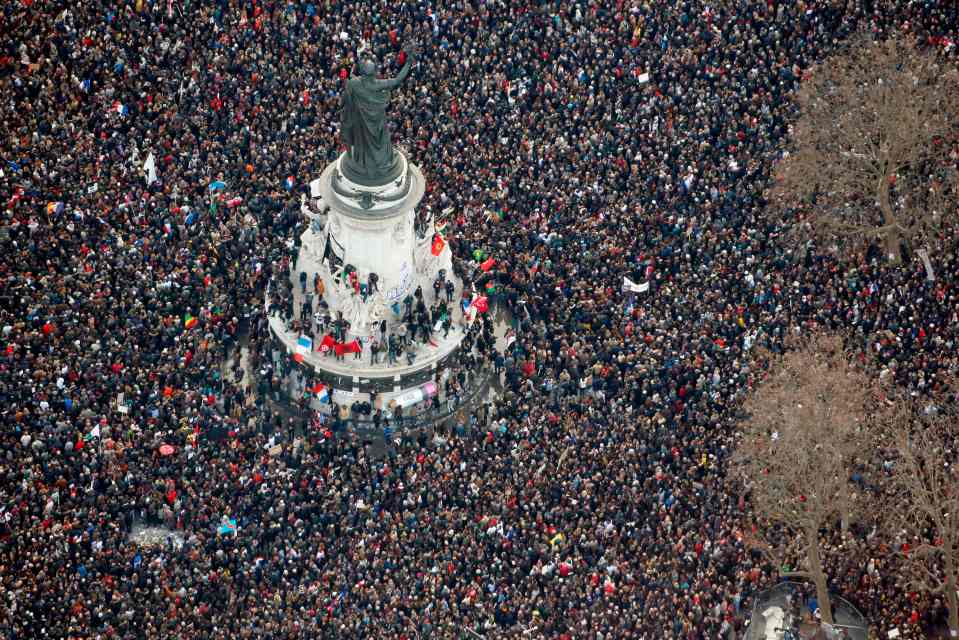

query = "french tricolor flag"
[284,176,295,190]
[293,335,312,363]
[313,383,329,403]
[111,101,128,116]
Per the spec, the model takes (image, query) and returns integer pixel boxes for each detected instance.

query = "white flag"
[622,276,650,293]
[917,248,935,282]
[300,193,310,217]
[90,424,101,439]
[637,72,650,84]
[143,152,158,186]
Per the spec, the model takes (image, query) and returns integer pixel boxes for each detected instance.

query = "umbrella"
[159,444,175,456]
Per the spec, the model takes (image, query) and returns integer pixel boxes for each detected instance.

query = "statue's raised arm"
[340,42,419,186]
[378,43,417,90]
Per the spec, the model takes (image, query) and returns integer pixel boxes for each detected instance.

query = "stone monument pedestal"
[267,150,467,406]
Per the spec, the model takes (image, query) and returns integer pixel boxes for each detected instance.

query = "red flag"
[334,342,347,356]
[431,234,446,256]
[319,334,335,353]
[346,339,362,354]
[471,296,489,313]
[480,257,495,272]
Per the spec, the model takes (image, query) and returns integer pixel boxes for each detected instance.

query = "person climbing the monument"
[333,312,347,342]
[444,278,455,303]
[314,273,324,300]
[387,334,398,364]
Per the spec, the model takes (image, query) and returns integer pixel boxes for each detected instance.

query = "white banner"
[143,152,158,185]
[393,388,424,409]
[917,248,935,282]
[622,276,650,293]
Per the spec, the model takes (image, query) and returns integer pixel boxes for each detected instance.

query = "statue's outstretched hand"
[403,41,420,60]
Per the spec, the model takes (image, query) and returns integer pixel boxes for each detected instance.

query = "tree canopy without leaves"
[880,404,959,636]
[735,334,876,625]
[769,35,959,261]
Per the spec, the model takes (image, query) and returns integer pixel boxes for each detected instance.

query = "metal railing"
[264,364,496,440]
[745,581,869,640]
[339,369,494,435]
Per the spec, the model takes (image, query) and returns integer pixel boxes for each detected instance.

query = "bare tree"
[769,35,959,266]
[882,405,959,636]
[734,334,876,625]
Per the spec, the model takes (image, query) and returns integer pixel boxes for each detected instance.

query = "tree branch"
[780,570,813,580]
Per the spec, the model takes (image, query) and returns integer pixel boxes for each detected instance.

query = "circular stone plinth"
[322,151,425,220]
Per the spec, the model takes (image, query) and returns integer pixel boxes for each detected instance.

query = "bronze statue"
[340,43,418,186]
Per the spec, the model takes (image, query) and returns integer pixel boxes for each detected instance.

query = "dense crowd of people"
[1,0,957,638]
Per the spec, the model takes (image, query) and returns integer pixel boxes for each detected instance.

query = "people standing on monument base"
[0,0,957,639]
